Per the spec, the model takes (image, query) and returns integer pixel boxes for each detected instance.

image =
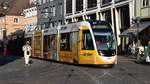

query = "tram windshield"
[93,29,116,56]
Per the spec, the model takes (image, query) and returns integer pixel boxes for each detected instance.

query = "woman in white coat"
[22,41,32,65]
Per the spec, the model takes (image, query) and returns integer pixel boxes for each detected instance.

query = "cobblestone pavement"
[0,55,150,84]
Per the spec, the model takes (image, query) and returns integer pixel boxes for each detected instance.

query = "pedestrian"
[131,42,136,55]
[146,40,150,62]
[124,44,129,56]
[22,41,32,65]
[147,41,150,56]
[127,43,132,55]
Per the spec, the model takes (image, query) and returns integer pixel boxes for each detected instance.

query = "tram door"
[34,31,43,58]
[71,32,79,63]
[43,36,49,59]
[50,35,57,61]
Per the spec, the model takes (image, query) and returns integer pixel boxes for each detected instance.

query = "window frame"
[87,0,97,9]
[76,0,83,12]
[82,30,94,50]
[60,33,70,51]
[66,0,72,14]
[13,17,19,24]
[142,0,149,7]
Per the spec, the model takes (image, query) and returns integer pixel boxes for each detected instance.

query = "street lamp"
[1,0,9,38]
[133,17,141,61]
[132,17,141,47]
[1,0,9,56]
[136,17,140,48]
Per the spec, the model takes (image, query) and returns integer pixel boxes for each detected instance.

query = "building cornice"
[65,0,129,19]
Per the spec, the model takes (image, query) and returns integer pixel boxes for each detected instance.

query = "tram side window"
[50,35,57,50]
[60,33,70,51]
[47,36,50,50]
[34,36,41,49]
[82,30,94,50]
[44,36,50,52]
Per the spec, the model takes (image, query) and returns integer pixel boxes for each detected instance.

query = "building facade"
[23,6,37,32]
[134,0,150,46]
[37,0,64,29]
[0,0,30,41]
[36,0,150,53]
[121,0,150,49]
[0,15,24,40]
[64,0,130,49]
[135,0,150,18]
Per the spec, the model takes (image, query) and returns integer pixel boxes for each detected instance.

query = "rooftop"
[0,0,30,16]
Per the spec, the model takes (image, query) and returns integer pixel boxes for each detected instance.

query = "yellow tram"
[25,20,117,66]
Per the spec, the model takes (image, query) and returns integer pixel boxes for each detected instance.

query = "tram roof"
[59,21,90,33]
[43,28,57,35]
[43,21,91,35]
[43,20,110,35]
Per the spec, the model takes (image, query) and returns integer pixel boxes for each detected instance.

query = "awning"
[119,21,150,37]
[24,26,37,32]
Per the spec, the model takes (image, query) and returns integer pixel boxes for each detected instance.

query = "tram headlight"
[98,50,116,56]
[98,50,104,56]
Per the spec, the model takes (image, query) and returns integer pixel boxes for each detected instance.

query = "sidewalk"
[0,54,136,66]
[123,54,137,59]
[0,55,49,67]
[0,55,137,68]
[0,55,53,84]
[0,55,22,66]
[118,55,136,61]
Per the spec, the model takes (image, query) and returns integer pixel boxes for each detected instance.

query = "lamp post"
[1,0,9,56]
[135,17,141,61]
[136,17,140,47]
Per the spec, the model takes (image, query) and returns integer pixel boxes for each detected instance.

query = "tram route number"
[82,52,92,56]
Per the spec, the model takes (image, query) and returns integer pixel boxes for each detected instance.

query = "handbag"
[27,51,30,55]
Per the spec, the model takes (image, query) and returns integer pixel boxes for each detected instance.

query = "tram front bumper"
[96,56,117,65]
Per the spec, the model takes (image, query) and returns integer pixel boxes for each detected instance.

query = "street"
[0,55,150,84]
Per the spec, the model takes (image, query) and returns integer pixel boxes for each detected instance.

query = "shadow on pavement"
[44,59,114,69]
[134,61,150,65]
[0,55,22,66]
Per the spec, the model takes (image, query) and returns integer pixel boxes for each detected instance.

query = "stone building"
[0,0,30,41]
[37,0,64,29]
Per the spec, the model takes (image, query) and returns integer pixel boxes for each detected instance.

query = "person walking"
[22,41,32,65]
[146,40,150,62]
